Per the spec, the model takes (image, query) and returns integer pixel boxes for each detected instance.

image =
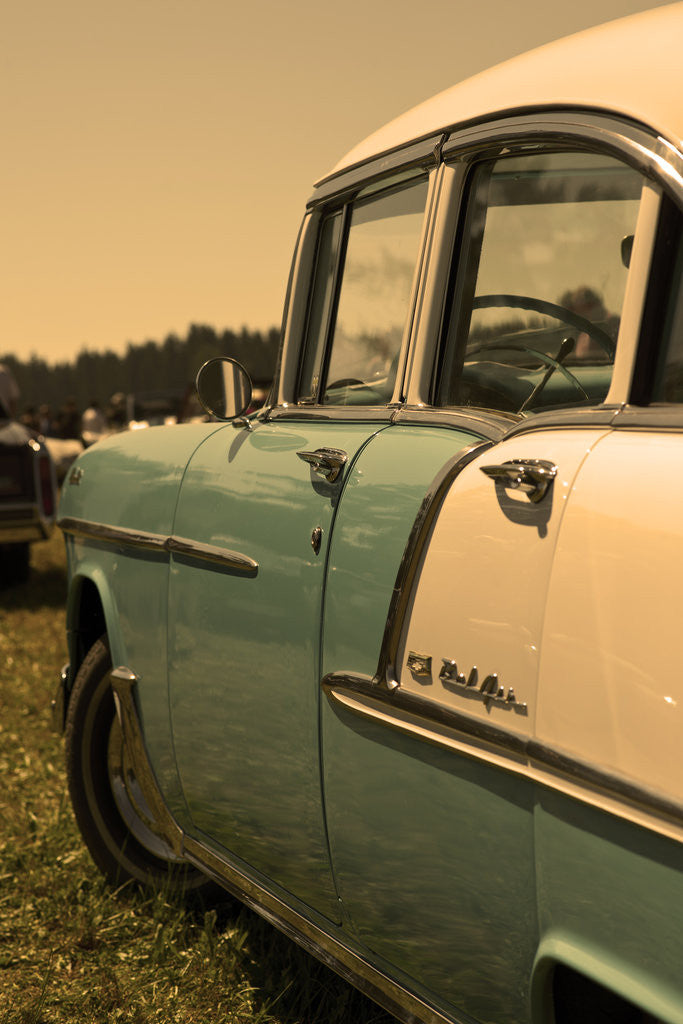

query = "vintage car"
[0,418,56,584]
[54,5,683,1023]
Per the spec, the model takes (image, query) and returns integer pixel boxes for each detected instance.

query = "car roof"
[319,2,683,185]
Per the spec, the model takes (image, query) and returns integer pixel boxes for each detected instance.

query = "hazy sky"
[3,0,674,365]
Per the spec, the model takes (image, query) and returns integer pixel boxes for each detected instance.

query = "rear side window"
[437,151,643,415]
[299,176,429,407]
[649,220,683,402]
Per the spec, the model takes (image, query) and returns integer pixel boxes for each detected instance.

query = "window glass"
[652,234,683,401]
[321,178,428,406]
[298,212,343,402]
[438,152,643,415]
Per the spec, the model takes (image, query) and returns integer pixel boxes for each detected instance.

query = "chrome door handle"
[296,447,348,483]
[480,458,557,503]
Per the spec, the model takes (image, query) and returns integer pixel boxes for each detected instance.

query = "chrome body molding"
[109,667,465,1024]
[59,516,258,577]
[322,673,683,841]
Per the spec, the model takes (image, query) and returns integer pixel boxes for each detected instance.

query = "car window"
[299,177,429,407]
[437,151,644,415]
[651,230,683,402]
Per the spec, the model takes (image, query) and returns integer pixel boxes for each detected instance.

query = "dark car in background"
[0,419,57,584]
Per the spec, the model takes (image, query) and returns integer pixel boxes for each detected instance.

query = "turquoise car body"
[57,5,683,1023]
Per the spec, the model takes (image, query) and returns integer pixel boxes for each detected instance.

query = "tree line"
[3,324,280,415]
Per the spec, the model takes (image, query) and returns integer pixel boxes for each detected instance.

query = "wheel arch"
[65,567,125,699]
[531,931,678,1023]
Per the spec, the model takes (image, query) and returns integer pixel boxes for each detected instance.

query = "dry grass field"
[0,532,394,1024]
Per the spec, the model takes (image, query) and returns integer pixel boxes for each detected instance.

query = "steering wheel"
[325,378,365,390]
[466,336,590,403]
[471,293,616,358]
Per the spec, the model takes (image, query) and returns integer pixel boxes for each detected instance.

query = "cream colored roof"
[323,2,683,182]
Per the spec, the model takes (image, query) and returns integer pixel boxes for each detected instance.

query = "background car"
[0,418,57,584]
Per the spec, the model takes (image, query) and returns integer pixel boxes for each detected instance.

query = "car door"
[321,141,650,1023]
[531,200,683,1009]
[167,171,432,919]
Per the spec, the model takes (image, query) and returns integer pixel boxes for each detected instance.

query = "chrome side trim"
[323,676,683,840]
[58,517,258,576]
[59,516,168,552]
[110,667,464,1024]
[166,535,258,576]
[323,673,527,759]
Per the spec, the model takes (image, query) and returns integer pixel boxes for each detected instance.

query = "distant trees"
[4,324,280,416]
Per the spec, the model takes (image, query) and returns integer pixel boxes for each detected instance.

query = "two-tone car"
[54,5,683,1022]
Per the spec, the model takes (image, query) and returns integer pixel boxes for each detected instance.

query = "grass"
[0,532,396,1024]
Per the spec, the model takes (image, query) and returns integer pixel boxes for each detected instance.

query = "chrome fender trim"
[323,674,683,843]
[59,516,258,577]
[108,666,465,1024]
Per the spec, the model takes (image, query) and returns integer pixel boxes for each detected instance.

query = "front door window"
[438,151,643,414]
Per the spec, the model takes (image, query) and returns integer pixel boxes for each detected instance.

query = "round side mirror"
[195,357,253,421]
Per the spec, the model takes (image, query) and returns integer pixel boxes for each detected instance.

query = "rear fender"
[531,931,681,1024]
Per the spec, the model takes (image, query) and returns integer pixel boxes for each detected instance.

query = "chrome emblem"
[407,651,527,715]
[440,659,527,715]
[69,466,84,486]
[407,652,432,679]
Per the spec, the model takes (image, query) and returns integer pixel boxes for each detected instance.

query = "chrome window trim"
[264,402,513,438]
[109,667,466,1024]
[285,167,438,412]
[392,405,513,440]
[440,111,683,200]
[501,406,622,439]
[265,405,395,424]
[310,134,443,207]
[430,112,680,420]
[59,516,258,577]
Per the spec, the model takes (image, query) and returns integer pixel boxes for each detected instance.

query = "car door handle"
[296,447,348,483]
[480,458,557,503]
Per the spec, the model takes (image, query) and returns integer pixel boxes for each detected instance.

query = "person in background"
[0,363,19,419]
[55,397,81,439]
[38,404,53,435]
[81,399,108,447]
[20,406,40,432]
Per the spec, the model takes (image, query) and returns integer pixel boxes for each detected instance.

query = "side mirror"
[195,357,253,421]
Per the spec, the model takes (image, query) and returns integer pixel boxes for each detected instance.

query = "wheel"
[65,636,213,896]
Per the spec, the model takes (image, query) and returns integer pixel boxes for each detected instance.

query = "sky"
[3,0,676,366]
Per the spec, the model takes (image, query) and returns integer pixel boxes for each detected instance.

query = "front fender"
[58,422,228,537]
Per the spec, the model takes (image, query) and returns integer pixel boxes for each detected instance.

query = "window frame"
[269,112,683,434]
[293,169,435,412]
[398,112,683,432]
[432,145,646,417]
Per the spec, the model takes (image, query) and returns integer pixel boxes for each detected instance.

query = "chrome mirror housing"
[195,357,253,421]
